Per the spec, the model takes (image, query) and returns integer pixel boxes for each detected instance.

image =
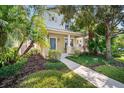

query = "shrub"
[44,62,68,70]
[74,49,81,55]
[0,57,27,78]
[0,48,18,67]
[112,53,121,57]
[48,50,61,60]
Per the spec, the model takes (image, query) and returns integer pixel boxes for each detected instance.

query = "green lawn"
[17,61,95,88]
[96,65,124,83]
[43,61,68,71]
[67,55,124,84]
[67,54,106,67]
[115,56,124,63]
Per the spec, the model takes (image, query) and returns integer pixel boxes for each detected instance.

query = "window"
[65,24,69,30]
[50,38,56,49]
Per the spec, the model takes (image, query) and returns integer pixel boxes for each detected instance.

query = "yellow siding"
[49,33,66,53]
[40,30,84,58]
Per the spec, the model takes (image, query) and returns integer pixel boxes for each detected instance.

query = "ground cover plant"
[0,58,27,78]
[115,56,124,63]
[17,61,95,88]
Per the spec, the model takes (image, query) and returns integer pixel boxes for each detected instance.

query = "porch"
[48,28,85,54]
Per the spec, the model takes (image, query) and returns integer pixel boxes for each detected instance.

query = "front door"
[64,38,74,53]
[64,38,68,53]
[50,38,56,49]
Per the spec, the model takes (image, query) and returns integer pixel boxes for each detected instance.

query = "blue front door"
[50,38,56,49]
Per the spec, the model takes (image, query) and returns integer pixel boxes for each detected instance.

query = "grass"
[44,61,68,71]
[67,54,124,84]
[115,56,124,63]
[18,70,95,88]
[17,61,95,88]
[67,54,106,67]
[95,65,124,83]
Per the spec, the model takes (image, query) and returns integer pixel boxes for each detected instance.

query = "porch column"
[67,34,71,54]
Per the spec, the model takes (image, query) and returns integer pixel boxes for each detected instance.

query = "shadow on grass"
[17,70,95,88]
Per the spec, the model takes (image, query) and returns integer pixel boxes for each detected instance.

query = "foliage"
[44,61,68,70]
[24,48,41,57]
[57,5,124,60]
[95,6,124,60]
[57,6,76,24]
[48,50,61,60]
[95,65,124,83]
[112,34,124,55]
[74,49,81,55]
[113,54,121,57]
[94,23,106,53]
[0,5,49,58]
[0,48,18,67]
[30,15,49,47]
[21,7,49,56]
[0,57,27,78]
[115,56,124,63]
[0,6,30,48]
[18,70,95,88]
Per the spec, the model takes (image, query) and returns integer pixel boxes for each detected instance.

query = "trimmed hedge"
[0,58,27,78]
[48,50,61,60]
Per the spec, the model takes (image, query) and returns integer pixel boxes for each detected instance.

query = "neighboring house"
[20,11,88,58]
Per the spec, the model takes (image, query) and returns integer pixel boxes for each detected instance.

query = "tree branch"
[113,15,124,27]
[112,29,124,38]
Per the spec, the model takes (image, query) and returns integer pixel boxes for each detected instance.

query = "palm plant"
[0,5,49,59]
[0,19,8,50]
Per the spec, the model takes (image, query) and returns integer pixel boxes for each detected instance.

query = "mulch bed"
[0,53,45,88]
[89,64,105,70]
[89,60,124,70]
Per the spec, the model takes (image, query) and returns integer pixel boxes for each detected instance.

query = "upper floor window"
[49,16,57,23]
[65,24,69,30]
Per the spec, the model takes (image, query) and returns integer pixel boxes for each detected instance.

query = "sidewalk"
[60,54,124,88]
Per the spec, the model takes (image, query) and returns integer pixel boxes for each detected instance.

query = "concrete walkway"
[60,54,124,88]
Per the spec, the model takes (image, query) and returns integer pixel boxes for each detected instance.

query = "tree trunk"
[88,30,95,54]
[21,40,34,56]
[105,24,112,60]
[15,39,25,56]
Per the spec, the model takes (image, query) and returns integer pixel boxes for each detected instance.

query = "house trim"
[47,28,83,37]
